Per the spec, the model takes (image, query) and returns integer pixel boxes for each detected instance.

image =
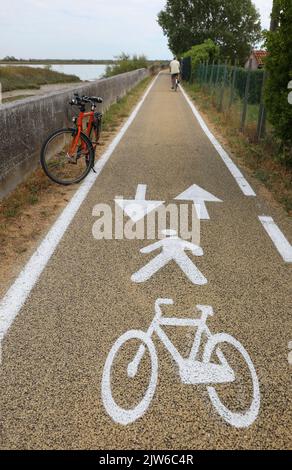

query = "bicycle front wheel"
[203,333,260,428]
[101,330,158,425]
[40,128,95,185]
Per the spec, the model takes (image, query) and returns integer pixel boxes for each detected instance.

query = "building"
[245,50,268,70]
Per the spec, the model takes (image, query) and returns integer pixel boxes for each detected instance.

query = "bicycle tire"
[40,128,95,186]
[203,333,260,428]
[101,330,158,425]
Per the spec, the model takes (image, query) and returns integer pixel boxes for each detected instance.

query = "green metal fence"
[187,59,268,141]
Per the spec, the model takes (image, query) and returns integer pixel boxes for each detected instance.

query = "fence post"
[201,61,205,84]
[256,70,267,140]
[229,60,238,108]
[209,60,215,89]
[199,62,203,85]
[240,58,252,132]
[219,60,228,112]
[204,59,209,84]
[190,59,194,83]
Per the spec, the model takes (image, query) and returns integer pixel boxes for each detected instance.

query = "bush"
[264,0,292,158]
[194,62,264,105]
[235,68,264,105]
[105,53,148,78]
[183,40,220,74]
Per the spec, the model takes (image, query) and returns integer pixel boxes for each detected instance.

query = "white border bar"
[259,216,292,263]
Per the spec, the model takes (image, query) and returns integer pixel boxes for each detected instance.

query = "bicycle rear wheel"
[101,330,158,425]
[40,128,94,185]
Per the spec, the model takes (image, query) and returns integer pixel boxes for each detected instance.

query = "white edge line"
[0,74,159,351]
[259,216,292,263]
[179,84,256,197]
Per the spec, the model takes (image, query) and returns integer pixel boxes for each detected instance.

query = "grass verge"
[0,75,153,296]
[183,82,292,216]
[0,66,80,92]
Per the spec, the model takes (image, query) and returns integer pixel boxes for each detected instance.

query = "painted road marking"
[259,216,292,263]
[288,342,292,365]
[175,184,222,220]
[131,229,207,285]
[115,184,164,223]
[102,299,260,428]
[0,75,159,362]
[179,85,256,197]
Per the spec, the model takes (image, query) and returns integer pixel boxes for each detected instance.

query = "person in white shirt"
[170,57,181,89]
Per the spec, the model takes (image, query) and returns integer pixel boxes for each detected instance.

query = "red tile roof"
[252,50,268,66]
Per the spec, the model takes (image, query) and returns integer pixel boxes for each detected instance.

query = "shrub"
[235,68,264,105]
[182,39,220,74]
[105,53,148,77]
[264,0,292,159]
[194,62,264,105]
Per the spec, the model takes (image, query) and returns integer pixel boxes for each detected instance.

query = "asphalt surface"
[0,72,291,450]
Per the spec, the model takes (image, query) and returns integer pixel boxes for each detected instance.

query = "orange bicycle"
[40,93,103,185]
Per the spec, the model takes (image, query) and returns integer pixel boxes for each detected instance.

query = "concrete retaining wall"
[0,68,149,199]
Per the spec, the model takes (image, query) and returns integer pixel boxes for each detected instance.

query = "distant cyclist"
[170,57,180,90]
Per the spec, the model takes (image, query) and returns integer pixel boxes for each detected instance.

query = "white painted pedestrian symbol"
[115,184,164,223]
[131,229,207,285]
[102,299,260,428]
[175,184,222,220]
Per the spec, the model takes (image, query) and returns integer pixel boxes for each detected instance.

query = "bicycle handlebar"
[155,298,174,316]
[69,93,103,107]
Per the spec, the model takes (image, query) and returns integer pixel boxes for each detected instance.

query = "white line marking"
[179,85,256,197]
[0,75,159,356]
[259,216,292,263]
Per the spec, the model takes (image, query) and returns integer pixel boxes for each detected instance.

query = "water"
[0,63,107,81]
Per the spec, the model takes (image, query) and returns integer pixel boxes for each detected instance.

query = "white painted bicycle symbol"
[102,299,260,429]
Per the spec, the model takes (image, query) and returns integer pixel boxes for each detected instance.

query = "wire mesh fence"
[186,59,271,141]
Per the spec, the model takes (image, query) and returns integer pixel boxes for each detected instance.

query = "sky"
[0,0,273,60]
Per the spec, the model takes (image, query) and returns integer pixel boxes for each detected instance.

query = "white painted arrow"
[175,184,222,220]
[115,184,164,223]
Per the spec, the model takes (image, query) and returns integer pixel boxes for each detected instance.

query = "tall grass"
[0,66,80,92]
[105,53,148,78]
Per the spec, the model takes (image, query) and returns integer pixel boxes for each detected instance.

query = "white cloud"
[253,0,273,30]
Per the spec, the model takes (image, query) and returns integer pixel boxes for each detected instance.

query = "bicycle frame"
[69,111,95,155]
[130,301,215,373]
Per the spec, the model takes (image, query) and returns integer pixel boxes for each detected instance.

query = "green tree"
[264,0,292,159]
[182,39,220,71]
[157,0,261,63]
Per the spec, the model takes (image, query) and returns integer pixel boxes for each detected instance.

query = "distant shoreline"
[0,60,115,65]
[0,59,167,65]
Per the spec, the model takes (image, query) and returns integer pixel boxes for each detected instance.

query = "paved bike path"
[0,73,291,449]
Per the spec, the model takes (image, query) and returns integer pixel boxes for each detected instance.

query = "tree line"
[158,0,292,161]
